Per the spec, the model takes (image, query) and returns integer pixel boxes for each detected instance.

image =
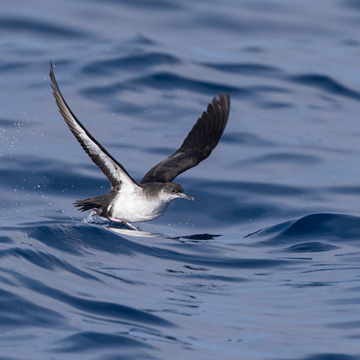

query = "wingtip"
[219,92,230,106]
[214,93,230,106]
[49,61,56,84]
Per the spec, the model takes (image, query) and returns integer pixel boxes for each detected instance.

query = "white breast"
[110,188,170,223]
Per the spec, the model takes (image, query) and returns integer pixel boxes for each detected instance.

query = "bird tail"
[74,195,108,212]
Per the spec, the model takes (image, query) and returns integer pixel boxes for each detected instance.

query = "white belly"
[110,190,170,223]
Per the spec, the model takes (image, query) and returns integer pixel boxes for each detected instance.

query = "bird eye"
[171,188,175,193]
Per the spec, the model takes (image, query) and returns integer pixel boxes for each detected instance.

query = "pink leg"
[108,217,139,231]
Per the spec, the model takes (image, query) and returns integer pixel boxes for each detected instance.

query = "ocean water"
[1,0,360,359]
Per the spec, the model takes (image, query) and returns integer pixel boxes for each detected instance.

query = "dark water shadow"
[246,212,360,248]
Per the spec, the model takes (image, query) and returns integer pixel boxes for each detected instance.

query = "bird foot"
[108,217,140,231]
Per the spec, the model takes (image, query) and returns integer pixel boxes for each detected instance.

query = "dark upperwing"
[141,93,230,184]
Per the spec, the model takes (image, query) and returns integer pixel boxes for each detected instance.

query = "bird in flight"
[49,62,230,230]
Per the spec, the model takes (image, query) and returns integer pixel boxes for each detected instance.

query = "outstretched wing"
[49,62,138,191]
[141,93,230,184]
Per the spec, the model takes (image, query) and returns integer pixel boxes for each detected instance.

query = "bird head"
[160,182,194,202]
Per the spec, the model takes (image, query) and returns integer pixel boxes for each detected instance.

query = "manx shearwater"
[49,62,230,230]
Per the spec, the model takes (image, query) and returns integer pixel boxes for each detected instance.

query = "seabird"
[49,62,230,230]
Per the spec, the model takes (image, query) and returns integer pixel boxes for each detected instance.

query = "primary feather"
[141,93,230,183]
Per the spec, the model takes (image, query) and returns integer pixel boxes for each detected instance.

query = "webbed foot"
[108,217,140,231]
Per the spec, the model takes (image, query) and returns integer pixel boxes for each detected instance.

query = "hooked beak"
[178,193,194,201]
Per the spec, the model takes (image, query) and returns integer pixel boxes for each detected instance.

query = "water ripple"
[0,248,99,280]
[0,288,66,328]
[82,71,246,100]
[0,16,88,39]
[12,272,173,327]
[56,331,152,353]
[82,53,181,76]
[203,62,283,76]
[289,74,360,101]
[23,222,288,269]
[280,241,340,253]
[251,213,360,244]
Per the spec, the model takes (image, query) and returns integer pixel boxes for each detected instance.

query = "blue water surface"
[1,0,360,359]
